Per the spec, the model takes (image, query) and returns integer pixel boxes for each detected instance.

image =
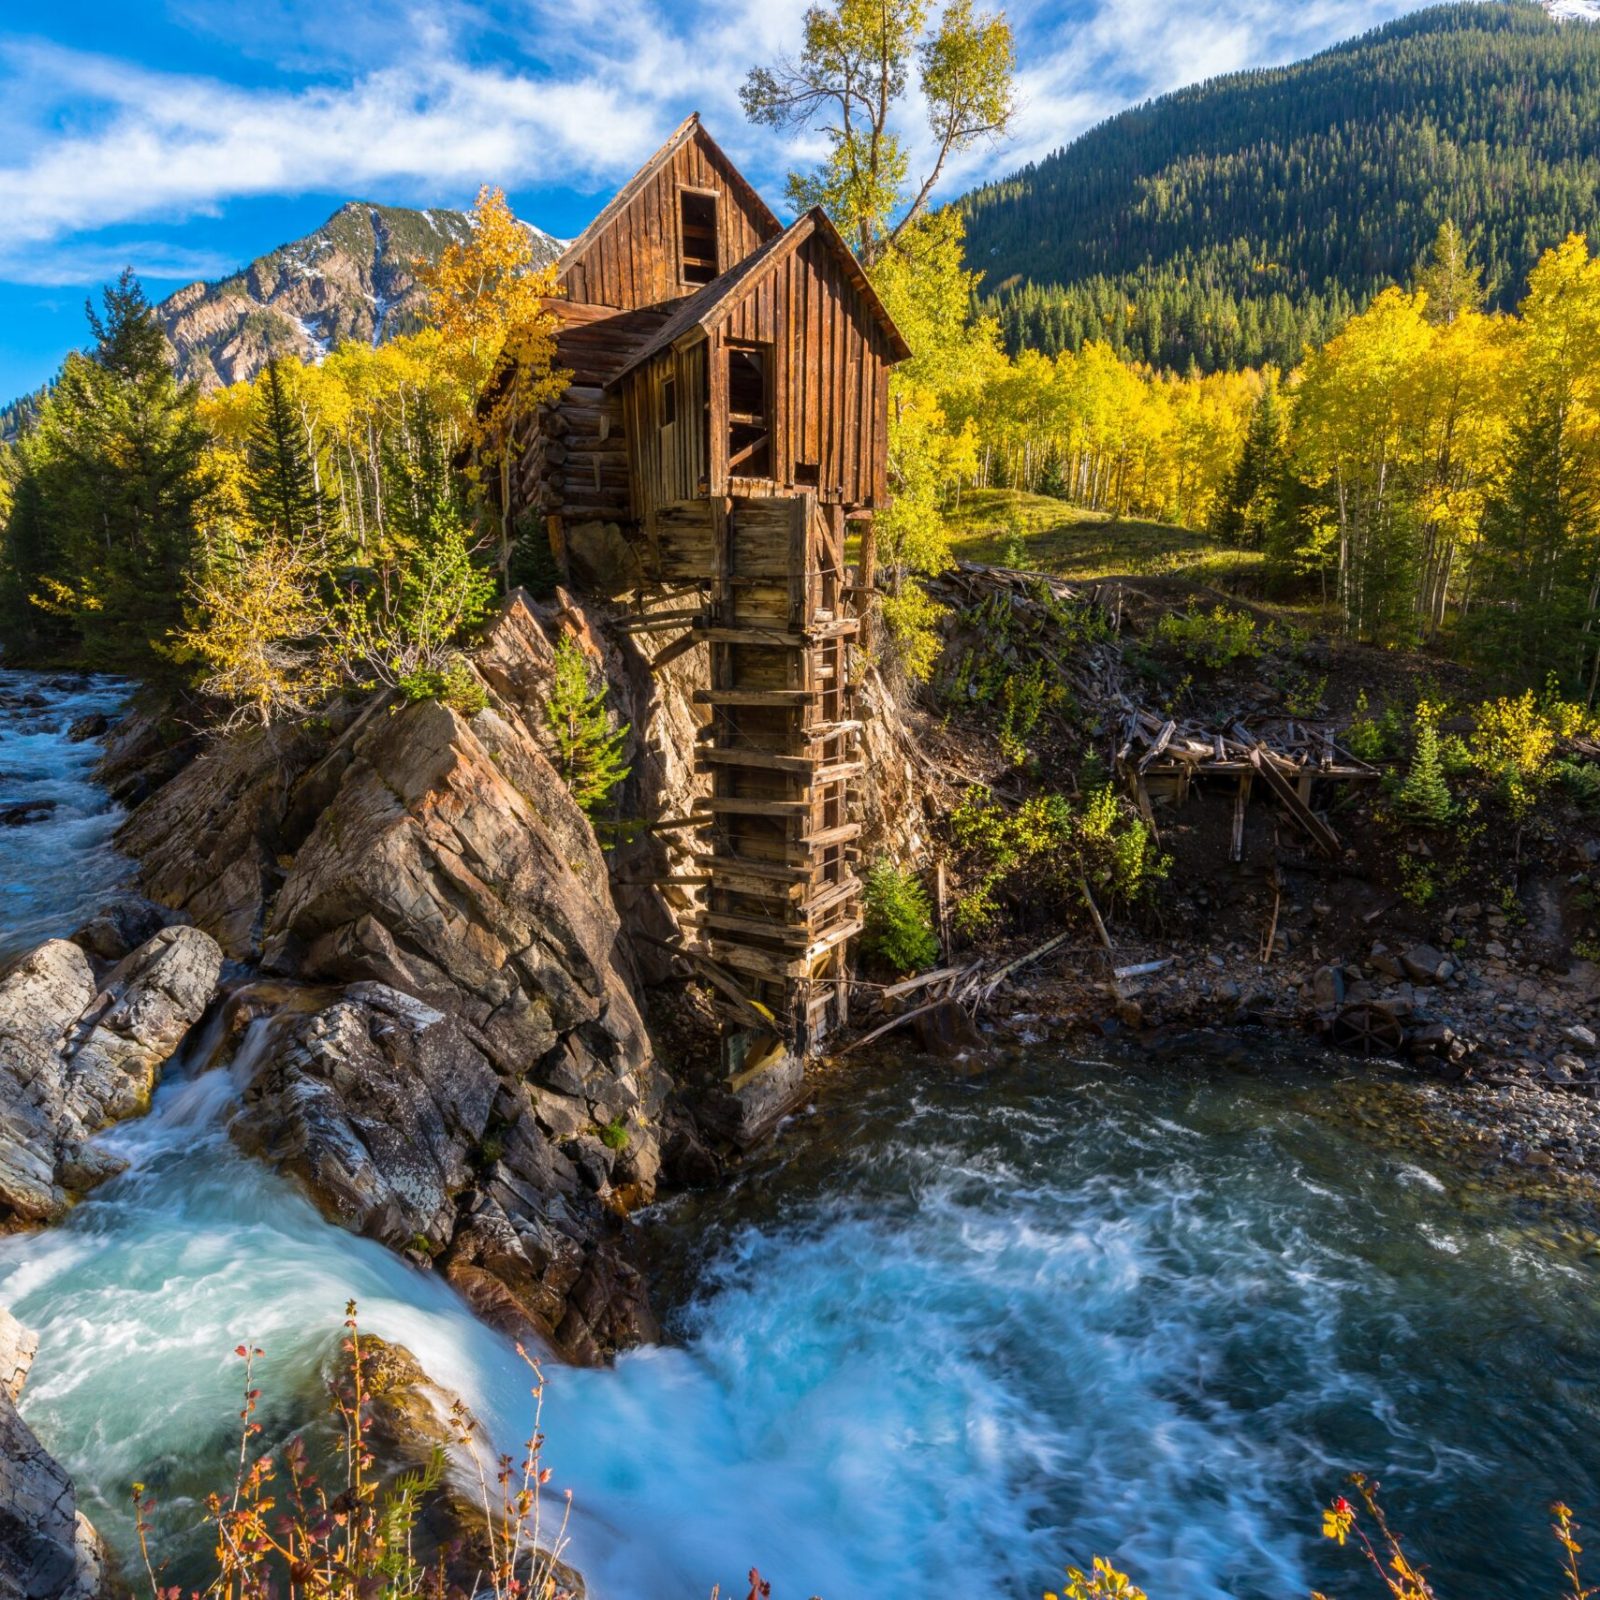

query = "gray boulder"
[0,927,221,1225]
[230,983,499,1253]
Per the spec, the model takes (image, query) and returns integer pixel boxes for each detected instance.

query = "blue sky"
[0,0,1445,400]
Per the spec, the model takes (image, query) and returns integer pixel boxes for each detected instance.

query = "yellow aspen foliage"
[415,185,570,581]
[174,536,336,727]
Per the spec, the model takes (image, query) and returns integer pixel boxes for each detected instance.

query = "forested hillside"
[963,1,1600,369]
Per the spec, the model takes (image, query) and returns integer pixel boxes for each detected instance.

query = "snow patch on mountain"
[1545,0,1600,20]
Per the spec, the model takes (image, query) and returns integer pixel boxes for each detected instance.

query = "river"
[3,671,1599,1600]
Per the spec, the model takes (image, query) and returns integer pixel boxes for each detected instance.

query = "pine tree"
[26,271,209,675]
[245,358,330,546]
[1414,219,1488,326]
[544,634,630,815]
[1470,394,1597,690]
[1213,382,1288,547]
[0,457,75,662]
[1396,705,1455,825]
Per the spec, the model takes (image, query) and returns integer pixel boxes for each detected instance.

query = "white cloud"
[0,0,1439,282]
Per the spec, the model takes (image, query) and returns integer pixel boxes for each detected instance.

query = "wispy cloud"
[0,0,1437,284]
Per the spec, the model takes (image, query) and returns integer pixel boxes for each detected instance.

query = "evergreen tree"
[544,634,630,815]
[1213,382,1288,547]
[17,271,208,674]
[244,358,331,546]
[1470,394,1598,691]
[1414,218,1488,325]
[0,456,74,661]
[1397,705,1455,824]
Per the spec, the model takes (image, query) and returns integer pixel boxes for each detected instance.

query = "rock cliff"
[0,1307,107,1600]
[112,594,675,1361]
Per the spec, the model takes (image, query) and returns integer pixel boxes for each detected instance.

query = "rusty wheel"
[1329,1002,1407,1058]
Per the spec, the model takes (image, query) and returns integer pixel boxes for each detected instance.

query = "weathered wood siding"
[560,133,780,311]
[621,232,895,527]
[716,229,894,509]
[621,342,709,525]
[508,303,667,527]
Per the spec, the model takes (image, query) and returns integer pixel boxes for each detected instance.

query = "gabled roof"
[608,205,912,384]
[556,112,783,283]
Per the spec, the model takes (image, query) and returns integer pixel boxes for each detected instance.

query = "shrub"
[1554,757,1600,812]
[129,1303,575,1600]
[949,784,1164,936]
[399,652,488,715]
[1344,690,1403,763]
[330,509,497,697]
[1048,1559,1148,1600]
[599,1116,630,1152]
[880,579,950,684]
[176,535,338,729]
[1150,605,1264,668]
[545,633,630,815]
[1471,688,1567,819]
[998,661,1047,766]
[861,859,940,975]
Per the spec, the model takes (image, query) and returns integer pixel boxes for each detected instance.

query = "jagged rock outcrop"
[231,983,500,1251]
[112,596,673,1358]
[0,1307,108,1600]
[0,927,222,1224]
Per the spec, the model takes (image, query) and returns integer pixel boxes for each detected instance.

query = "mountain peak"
[156,200,562,391]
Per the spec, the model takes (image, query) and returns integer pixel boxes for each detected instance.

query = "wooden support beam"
[801,821,862,848]
[811,760,865,786]
[1249,748,1342,857]
[693,688,817,707]
[703,942,811,980]
[704,851,813,881]
[649,812,711,833]
[616,608,705,633]
[701,796,813,818]
[650,631,702,672]
[686,911,811,946]
[697,747,818,775]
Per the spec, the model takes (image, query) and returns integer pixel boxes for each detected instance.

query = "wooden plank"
[697,747,817,775]
[704,851,812,881]
[702,941,810,980]
[693,688,817,706]
[701,797,812,818]
[650,630,702,672]
[800,821,861,848]
[687,911,811,946]
[1249,749,1341,857]
[810,760,865,786]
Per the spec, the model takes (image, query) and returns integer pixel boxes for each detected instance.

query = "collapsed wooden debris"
[1113,707,1380,860]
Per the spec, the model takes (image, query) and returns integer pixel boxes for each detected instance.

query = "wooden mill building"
[500,114,909,1056]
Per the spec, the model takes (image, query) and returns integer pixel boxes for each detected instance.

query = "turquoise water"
[3,672,1600,1599]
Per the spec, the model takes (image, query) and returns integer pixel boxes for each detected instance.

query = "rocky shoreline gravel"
[965,912,1600,1208]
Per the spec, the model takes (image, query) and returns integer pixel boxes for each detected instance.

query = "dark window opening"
[661,374,677,427]
[680,191,719,286]
[726,345,771,478]
[794,460,820,487]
